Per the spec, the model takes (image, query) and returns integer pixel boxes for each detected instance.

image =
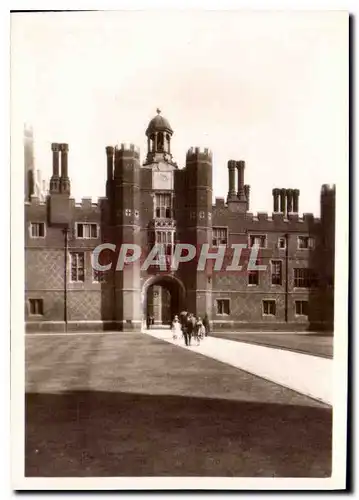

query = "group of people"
[171,311,210,347]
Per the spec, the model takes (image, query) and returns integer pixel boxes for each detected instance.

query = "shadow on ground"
[26,390,332,478]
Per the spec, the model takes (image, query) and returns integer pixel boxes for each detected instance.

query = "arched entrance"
[142,275,186,328]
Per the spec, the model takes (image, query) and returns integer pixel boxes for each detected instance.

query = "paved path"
[145,329,333,406]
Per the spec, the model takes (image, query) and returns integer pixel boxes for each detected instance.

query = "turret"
[184,147,213,315]
[113,143,142,331]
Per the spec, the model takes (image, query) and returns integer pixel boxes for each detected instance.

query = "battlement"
[70,197,108,211]
[115,143,140,158]
[321,183,336,193]
[257,212,270,221]
[242,211,320,227]
[186,147,213,160]
[214,197,226,207]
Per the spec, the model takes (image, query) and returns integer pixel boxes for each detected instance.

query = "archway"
[142,275,186,329]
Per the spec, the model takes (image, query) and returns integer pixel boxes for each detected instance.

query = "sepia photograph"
[10,7,349,490]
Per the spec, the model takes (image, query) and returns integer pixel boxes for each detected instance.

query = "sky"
[11,10,348,215]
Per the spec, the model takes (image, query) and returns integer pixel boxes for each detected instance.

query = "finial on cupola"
[156,108,161,114]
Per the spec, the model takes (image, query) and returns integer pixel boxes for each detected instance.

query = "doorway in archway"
[143,276,185,328]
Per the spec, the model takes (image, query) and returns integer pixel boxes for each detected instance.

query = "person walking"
[171,315,181,341]
[146,314,151,330]
[181,312,189,346]
[195,317,205,345]
[203,313,210,337]
[187,313,196,347]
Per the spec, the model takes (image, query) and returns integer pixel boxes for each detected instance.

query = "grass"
[25,333,332,477]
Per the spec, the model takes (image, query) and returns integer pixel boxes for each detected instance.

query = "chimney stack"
[280,188,286,214]
[227,160,237,201]
[286,188,293,214]
[236,161,246,201]
[272,188,280,212]
[244,185,250,211]
[59,143,70,195]
[49,143,60,194]
[293,189,300,213]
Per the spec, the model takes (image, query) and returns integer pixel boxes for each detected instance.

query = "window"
[155,230,174,256]
[30,222,45,238]
[212,227,228,246]
[263,300,276,316]
[295,300,309,316]
[249,234,266,248]
[293,268,318,288]
[148,230,174,259]
[29,298,43,315]
[155,193,172,218]
[278,237,286,249]
[216,299,230,315]
[297,236,315,250]
[70,252,85,282]
[93,269,107,283]
[248,270,259,285]
[271,260,282,285]
[76,223,98,239]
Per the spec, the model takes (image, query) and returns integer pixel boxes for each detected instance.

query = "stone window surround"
[212,226,228,247]
[74,222,100,239]
[28,298,44,316]
[295,300,309,316]
[249,234,267,249]
[270,259,283,286]
[297,235,315,250]
[262,299,276,316]
[29,221,46,239]
[215,298,231,316]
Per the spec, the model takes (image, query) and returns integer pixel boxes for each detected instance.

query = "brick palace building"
[25,110,335,333]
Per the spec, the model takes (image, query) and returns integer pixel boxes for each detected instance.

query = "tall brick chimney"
[59,143,70,195]
[244,185,250,211]
[272,188,280,212]
[236,161,246,201]
[286,188,293,214]
[280,188,286,214]
[49,143,71,225]
[49,142,60,194]
[227,160,237,202]
[293,189,300,213]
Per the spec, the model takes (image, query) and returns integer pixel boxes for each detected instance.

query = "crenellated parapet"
[69,196,109,214]
[185,147,213,164]
[115,143,140,159]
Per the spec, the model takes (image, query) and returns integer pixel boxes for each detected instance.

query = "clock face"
[153,170,172,190]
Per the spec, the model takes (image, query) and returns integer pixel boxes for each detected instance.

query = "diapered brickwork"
[25,113,335,333]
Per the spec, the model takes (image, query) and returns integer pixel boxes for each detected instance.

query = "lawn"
[25,333,332,477]
[210,333,333,358]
